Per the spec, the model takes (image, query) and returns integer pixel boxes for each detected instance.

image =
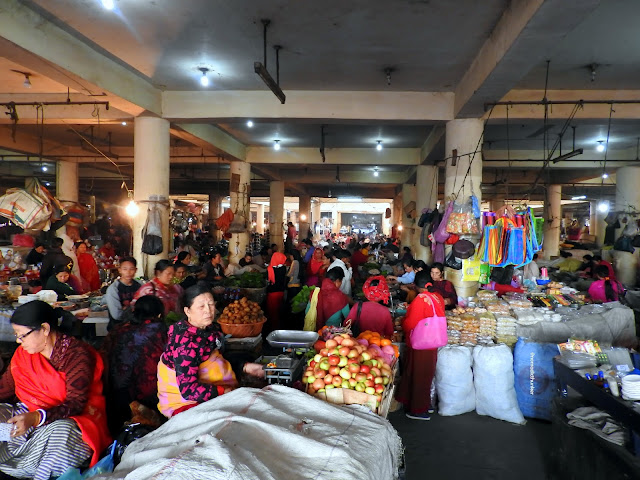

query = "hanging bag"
[141,205,163,255]
[410,294,448,350]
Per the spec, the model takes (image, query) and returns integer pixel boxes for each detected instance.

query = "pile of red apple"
[303,333,394,401]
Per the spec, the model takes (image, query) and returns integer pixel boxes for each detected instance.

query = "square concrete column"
[256,203,265,234]
[298,195,311,240]
[312,199,321,235]
[413,165,438,262]
[56,160,79,203]
[269,181,285,251]
[401,184,416,248]
[444,119,483,202]
[542,185,562,260]
[392,192,402,235]
[208,194,222,241]
[133,116,170,277]
[229,161,251,264]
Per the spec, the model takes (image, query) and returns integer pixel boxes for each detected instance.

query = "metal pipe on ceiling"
[485,99,640,110]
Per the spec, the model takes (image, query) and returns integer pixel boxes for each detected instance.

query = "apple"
[302,376,310,384]
[360,352,372,361]
[319,360,330,371]
[307,375,316,384]
[309,360,317,368]
[383,377,390,385]
[360,365,371,374]
[342,338,355,347]
[325,384,335,389]
[338,356,348,367]
[313,340,326,352]
[365,387,376,395]
[341,380,351,389]
[375,384,385,394]
[365,379,375,388]
[371,367,382,377]
[355,383,366,392]
[318,388,326,393]
[325,339,338,349]
[332,376,343,387]
[374,376,384,385]
[339,368,352,380]
[366,373,374,381]
[348,363,361,374]
[308,386,316,394]
[328,355,340,366]
[329,366,341,376]
[348,378,357,387]
[347,349,359,359]
[363,360,374,367]
[324,374,334,385]
[347,358,359,365]
[334,335,344,345]
[312,378,325,390]
[314,369,326,379]
[313,354,322,363]
[303,370,314,377]
[355,373,367,383]
[320,348,329,357]
[370,359,379,367]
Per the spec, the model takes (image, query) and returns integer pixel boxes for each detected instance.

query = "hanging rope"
[505,104,511,203]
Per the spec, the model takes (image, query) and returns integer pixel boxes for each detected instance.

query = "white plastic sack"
[472,344,525,424]
[435,345,475,416]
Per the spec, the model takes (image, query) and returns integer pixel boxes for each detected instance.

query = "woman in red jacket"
[396,271,445,420]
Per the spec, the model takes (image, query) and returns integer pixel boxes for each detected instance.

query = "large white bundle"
[93,385,403,480]
[472,344,525,424]
[435,345,476,416]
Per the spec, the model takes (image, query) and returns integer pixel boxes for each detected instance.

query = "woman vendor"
[133,259,184,317]
[45,263,76,301]
[588,265,624,303]
[265,252,288,333]
[0,301,110,480]
[428,262,458,309]
[306,248,326,287]
[344,276,394,337]
[316,267,351,329]
[396,271,445,420]
[157,284,264,418]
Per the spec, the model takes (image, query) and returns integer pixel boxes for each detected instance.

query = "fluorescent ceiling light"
[338,196,363,203]
[571,195,587,200]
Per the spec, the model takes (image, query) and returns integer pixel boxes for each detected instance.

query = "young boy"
[105,256,141,327]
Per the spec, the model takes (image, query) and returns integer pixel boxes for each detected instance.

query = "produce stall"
[93,385,404,480]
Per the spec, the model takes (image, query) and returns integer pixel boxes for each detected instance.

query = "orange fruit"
[380,338,392,347]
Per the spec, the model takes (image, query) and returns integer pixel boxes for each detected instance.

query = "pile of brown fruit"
[217,297,266,324]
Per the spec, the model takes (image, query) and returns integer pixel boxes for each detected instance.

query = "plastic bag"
[473,344,525,424]
[433,201,453,243]
[435,345,476,416]
[446,200,479,235]
[461,258,481,282]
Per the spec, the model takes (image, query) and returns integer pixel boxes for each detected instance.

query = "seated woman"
[100,295,168,435]
[316,267,351,329]
[588,265,625,303]
[396,271,445,421]
[428,262,458,309]
[0,301,110,480]
[484,265,525,297]
[45,263,76,300]
[345,276,394,337]
[133,259,184,317]
[157,284,264,418]
[387,260,416,286]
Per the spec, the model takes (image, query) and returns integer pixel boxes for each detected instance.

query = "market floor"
[389,410,554,480]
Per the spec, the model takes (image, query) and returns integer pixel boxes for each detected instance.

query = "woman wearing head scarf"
[265,252,288,333]
[306,248,325,287]
[316,267,351,329]
[396,271,445,421]
[344,276,394,337]
[0,301,110,479]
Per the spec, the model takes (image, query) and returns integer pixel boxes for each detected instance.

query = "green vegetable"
[291,285,315,313]
[164,311,182,326]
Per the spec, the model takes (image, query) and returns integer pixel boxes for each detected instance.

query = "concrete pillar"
[589,201,598,236]
[334,211,342,235]
[392,192,402,236]
[208,195,222,242]
[444,119,483,202]
[490,199,505,212]
[56,161,79,203]
[543,185,562,260]
[256,203,265,234]
[312,199,321,235]
[414,165,438,262]
[133,116,170,277]
[616,166,640,213]
[401,184,416,248]
[228,161,250,265]
[270,181,285,251]
[89,195,96,223]
[299,195,311,240]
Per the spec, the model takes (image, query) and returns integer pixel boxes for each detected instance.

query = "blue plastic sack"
[513,338,558,421]
[57,442,115,479]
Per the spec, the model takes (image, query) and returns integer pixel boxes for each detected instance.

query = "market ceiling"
[0,0,636,204]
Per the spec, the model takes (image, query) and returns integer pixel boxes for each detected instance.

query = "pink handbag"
[409,297,448,350]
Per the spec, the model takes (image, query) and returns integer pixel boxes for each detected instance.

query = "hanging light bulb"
[23,74,31,88]
[125,199,139,217]
[247,120,254,127]
[273,140,281,151]
[373,166,379,177]
[41,165,47,172]
[376,140,383,151]
[596,140,605,153]
[597,201,609,213]
[602,172,609,179]
[101,0,115,10]
[199,67,210,87]
[121,121,127,126]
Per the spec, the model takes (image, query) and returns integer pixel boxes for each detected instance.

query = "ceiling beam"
[0,0,160,116]
[163,91,454,122]
[455,0,601,117]
[246,147,420,166]
[170,124,246,162]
